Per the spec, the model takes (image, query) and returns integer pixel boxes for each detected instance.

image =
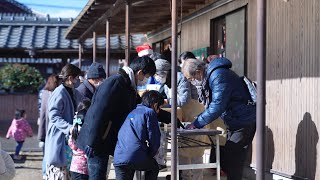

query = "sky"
[16,0,88,18]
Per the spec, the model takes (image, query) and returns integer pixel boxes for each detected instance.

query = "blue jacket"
[194,58,256,129]
[114,104,160,166]
[45,85,84,167]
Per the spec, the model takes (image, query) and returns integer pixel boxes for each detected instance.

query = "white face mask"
[73,78,80,88]
[154,74,166,84]
[137,76,149,86]
[93,81,103,88]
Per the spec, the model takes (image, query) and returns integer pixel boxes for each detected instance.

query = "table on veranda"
[166,128,222,180]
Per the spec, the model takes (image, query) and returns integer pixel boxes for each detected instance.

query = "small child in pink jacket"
[68,100,91,180]
[6,109,33,160]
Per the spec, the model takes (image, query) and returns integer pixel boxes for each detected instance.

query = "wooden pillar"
[125,0,131,64]
[106,19,110,77]
[171,0,178,179]
[78,43,82,69]
[93,31,96,63]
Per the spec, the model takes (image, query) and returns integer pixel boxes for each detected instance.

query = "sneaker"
[13,155,22,160]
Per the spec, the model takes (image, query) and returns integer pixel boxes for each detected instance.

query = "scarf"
[122,66,136,89]
[197,72,210,108]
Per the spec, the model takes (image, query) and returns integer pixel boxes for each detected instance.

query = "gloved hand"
[84,145,94,158]
[39,141,45,148]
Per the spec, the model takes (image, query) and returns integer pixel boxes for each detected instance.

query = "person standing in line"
[6,109,33,160]
[68,99,91,180]
[76,56,156,180]
[44,64,84,180]
[38,74,59,179]
[77,62,106,100]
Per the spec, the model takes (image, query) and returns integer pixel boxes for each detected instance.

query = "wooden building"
[65,0,320,179]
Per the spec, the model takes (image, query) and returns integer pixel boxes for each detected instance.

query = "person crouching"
[113,90,164,180]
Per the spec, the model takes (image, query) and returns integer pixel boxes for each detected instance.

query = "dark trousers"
[115,158,159,180]
[87,154,109,180]
[71,171,89,180]
[15,141,24,155]
[210,123,256,180]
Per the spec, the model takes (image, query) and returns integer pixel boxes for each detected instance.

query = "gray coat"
[38,90,51,141]
[164,72,190,107]
[44,84,84,167]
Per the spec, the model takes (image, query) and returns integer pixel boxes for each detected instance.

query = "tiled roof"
[0,0,33,15]
[0,15,145,51]
[0,57,62,64]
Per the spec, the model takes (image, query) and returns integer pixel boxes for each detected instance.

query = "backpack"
[241,76,257,105]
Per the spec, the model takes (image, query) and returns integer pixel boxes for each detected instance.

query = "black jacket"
[77,69,137,155]
[76,79,95,100]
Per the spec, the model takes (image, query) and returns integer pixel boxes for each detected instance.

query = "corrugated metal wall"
[150,0,320,179]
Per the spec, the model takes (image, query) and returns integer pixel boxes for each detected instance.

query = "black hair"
[141,90,164,110]
[59,64,81,83]
[14,109,26,119]
[129,56,156,76]
[72,99,91,141]
[178,51,196,64]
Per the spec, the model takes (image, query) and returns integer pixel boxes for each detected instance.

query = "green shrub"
[0,64,44,93]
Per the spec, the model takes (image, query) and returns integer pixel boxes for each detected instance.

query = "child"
[114,90,164,180]
[6,109,33,160]
[68,99,91,180]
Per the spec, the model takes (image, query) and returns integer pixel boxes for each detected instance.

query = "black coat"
[77,69,137,155]
[76,79,95,100]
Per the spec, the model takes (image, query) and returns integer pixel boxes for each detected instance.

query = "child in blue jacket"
[114,90,164,180]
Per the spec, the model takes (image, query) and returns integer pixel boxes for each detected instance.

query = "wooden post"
[106,19,110,77]
[125,0,131,64]
[93,31,96,63]
[78,43,82,68]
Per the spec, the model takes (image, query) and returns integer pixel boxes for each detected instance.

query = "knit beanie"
[86,62,106,79]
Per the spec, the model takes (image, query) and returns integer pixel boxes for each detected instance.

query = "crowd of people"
[2,43,256,180]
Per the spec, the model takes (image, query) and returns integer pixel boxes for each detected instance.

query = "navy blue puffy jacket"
[193,58,256,129]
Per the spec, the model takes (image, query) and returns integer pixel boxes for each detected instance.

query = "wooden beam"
[79,0,125,42]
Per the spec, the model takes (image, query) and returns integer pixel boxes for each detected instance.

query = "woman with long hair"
[44,64,84,180]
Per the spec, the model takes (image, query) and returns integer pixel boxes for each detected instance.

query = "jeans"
[15,141,24,155]
[71,171,89,180]
[87,154,109,180]
[115,158,159,180]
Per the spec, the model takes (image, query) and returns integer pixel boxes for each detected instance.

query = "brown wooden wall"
[0,94,38,122]
[149,0,320,179]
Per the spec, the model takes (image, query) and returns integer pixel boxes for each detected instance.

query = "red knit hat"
[136,43,153,57]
